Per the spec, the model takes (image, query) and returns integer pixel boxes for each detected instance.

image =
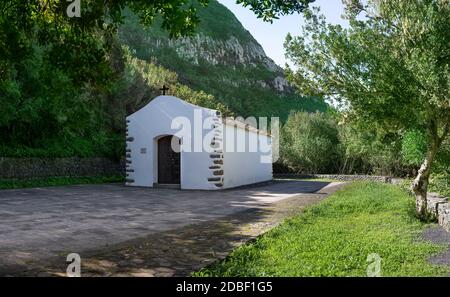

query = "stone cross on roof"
[160,85,169,95]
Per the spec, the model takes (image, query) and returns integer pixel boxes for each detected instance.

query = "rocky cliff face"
[162,34,290,92]
[118,0,325,119]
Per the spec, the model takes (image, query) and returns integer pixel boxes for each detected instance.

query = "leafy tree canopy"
[284,0,449,218]
[0,0,314,83]
[237,0,314,22]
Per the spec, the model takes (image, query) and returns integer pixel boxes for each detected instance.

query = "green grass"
[194,182,450,277]
[0,175,124,190]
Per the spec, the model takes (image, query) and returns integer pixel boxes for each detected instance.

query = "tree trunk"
[411,149,435,220]
[411,121,443,220]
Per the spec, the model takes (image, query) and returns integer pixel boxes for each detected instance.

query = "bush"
[429,173,450,197]
[279,111,342,173]
[277,112,448,178]
[337,119,409,176]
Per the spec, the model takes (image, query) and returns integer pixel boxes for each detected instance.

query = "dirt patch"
[422,226,450,274]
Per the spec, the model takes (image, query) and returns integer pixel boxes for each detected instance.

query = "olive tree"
[285,0,449,219]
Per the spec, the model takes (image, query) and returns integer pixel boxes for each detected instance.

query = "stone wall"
[427,193,450,232]
[0,157,124,179]
[276,173,393,183]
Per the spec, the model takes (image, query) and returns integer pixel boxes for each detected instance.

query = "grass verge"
[0,175,124,190]
[194,181,450,276]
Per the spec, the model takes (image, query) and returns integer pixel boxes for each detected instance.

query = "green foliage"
[0,39,229,159]
[118,2,328,122]
[0,175,124,190]
[120,47,229,113]
[0,38,117,157]
[429,173,450,197]
[280,111,341,173]
[277,111,417,176]
[338,119,409,175]
[101,45,230,143]
[429,138,450,197]
[401,130,427,166]
[194,182,449,276]
[0,0,324,159]
[434,139,450,174]
[284,0,450,181]
[285,1,449,130]
[237,0,314,22]
[190,1,260,42]
[399,172,449,204]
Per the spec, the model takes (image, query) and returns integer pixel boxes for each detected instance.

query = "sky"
[217,0,348,67]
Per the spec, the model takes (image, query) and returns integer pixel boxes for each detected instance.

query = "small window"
[140,148,147,154]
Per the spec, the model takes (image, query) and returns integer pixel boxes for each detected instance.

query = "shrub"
[280,111,342,173]
[337,119,409,176]
[429,173,450,197]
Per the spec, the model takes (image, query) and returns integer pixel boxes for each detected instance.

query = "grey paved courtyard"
[0,180,343,275]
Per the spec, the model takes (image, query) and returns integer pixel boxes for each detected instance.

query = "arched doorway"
[157,135,180,184]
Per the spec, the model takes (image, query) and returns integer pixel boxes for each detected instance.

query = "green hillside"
[118,0,327,121]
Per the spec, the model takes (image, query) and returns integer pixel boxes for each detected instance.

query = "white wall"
[222,124,273,188]
[126,95,272,190]
[126,96,218,190]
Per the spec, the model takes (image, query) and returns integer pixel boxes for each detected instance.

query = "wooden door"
[157,136,180,184]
